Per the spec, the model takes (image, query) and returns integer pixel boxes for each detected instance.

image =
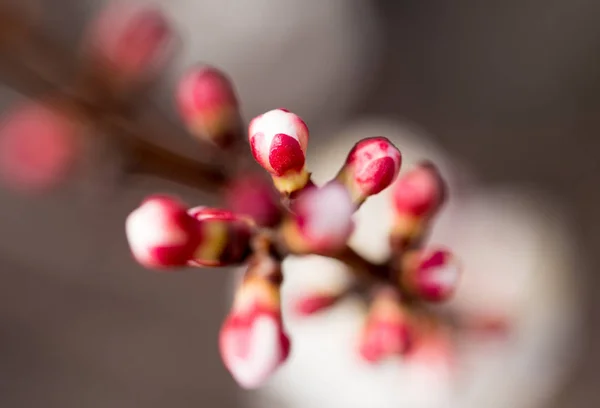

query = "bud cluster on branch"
[0,0,510,390]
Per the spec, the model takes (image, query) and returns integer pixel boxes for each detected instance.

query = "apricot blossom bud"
[0,101,81,192]
[292,290,343,317]
[125,195,202,269]
[337,137,402,204]
[87,1,173,82]
[220,260,290,389]
[392,162,445,218]
[282,182,355,254]
[187,207,254,267]
[176,66,241,147]
[401,248,460,302]
[249,109,309,194]
[405,326,455,374]
[359,288,413,363]
[224,174,283,228]
[459,313,511,340]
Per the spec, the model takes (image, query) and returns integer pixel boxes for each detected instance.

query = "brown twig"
[329,246,391,283]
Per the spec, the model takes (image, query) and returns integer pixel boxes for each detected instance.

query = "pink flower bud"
[187,207,254,267]
[359,289,413,363]
[392,162,445,218]
[282,182,355,254]
[224,174,283,228]
[125,195,202,269]
[405,326,455,373]
[292,290,342,316]
[460,313,511,340]
[176,65,241,147]
[248,109,310,194]
[401,248,460,302]
[0,102,81,192]
[220,275,290,389]
[338,137,402,203]
[87,1,173,82]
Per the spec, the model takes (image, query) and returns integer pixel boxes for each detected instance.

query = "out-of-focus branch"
[329,246,390,283]
[0,9,233,193]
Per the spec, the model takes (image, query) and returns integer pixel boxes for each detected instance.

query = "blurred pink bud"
[283,182,355,254]
[224,174,283,228]
[0,102,81,192]
[87,1,173,81]
[402,248,460,302]
[292,290,342,316]
[248,109,309,194]
[220,276,290,389]
[405,327,455,373]
[392,162,445,218]
[460,313,512,340]
[187,206,254,267]
[339,137,402,203]
[359,289,413,363]
[176,65,241,147]
[125,195,201,269]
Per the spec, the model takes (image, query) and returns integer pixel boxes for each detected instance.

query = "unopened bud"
[248,109,309,194]
[392,162,445,218]
[187,207,254,267]
[359,288,413,363]
[224,174,283,228]
[337,137,402,204]
[389,162,446,250]
[460,313,511,340]
[176,65,241,148]
[86,1,174,83]
[125,195,202,269]
[220,260,290,389]
[405,325,455,375]
[292,290,343,317]
[401,248,460,302]
[282,182,354,254]
[0,101,81,192]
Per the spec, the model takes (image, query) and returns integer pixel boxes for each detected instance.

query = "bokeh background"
[0,0,598,407]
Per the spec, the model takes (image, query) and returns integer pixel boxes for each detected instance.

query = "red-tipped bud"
[125,195,202,269]
[187,207,254,267]
[224,174,283,228]
[0,101,81,192]
[248,109,310,194]
[359,288,413,363]
[220,261,290,389]
[282,182,355,254]
[87,1,173,82]
[176,66,241,147]
[392,162,445,218]
[292,290,343,317]
[337,137,402,204]
[401,248,460,302]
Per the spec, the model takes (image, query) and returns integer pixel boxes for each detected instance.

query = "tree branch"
[0,18,233,194]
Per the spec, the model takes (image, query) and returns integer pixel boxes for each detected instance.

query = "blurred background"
[0,0,598,407]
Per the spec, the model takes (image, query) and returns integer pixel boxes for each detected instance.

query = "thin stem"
[329,246,391,283]
[107,120,229,192]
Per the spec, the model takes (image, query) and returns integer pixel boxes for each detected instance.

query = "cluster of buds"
[0,1,179,192]
[126,68,465,385]
[0,0,509,391]
[125,196,255,269]
[292,162,461,364]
